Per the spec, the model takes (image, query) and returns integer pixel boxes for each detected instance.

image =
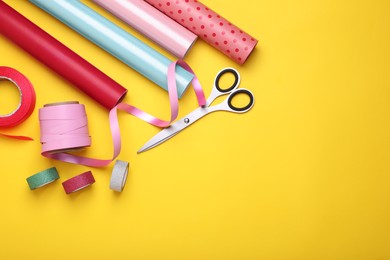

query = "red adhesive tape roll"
[0,67,35,140]
[62,171,96,194]
[0,67,36,127]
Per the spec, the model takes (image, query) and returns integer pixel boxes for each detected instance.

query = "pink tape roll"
[93,0,197,58]
[145,0,258,64]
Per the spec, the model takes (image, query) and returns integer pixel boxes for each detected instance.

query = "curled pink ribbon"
[40,60,206,167]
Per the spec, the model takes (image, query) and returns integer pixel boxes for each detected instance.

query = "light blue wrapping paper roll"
[29,0,194,98]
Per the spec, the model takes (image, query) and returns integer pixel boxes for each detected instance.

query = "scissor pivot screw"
[184,118,190,124]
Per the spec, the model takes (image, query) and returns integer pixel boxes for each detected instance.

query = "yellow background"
[0,0,389,259]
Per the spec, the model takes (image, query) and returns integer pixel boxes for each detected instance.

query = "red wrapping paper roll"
[0,1,127,110]
[145,0,258,64]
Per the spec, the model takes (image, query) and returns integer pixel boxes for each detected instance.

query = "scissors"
[138,67,255,153]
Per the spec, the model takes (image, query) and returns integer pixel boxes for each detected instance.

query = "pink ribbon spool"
[39,101,120,167]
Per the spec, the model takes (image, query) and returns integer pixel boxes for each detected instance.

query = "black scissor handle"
[214,68,240,93]
[227,89,255,112]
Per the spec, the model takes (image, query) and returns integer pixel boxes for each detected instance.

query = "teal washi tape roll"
[26,167,60,190]
[29,0,194,98]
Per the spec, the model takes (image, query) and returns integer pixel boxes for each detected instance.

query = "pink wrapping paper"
[93,0,197,58]
[145,0,258,64]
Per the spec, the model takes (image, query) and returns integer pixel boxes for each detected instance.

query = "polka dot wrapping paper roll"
[145,0,258,64]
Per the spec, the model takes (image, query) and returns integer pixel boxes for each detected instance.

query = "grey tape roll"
[110,160,129,192]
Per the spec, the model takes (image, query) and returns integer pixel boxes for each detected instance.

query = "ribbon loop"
[117,59,206,127]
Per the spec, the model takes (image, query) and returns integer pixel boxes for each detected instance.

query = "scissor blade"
[137,128,180,153]
[138,107,212,153]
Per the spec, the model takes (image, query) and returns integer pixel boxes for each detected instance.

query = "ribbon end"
[18,136,34,141]
[0,133,34,141]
